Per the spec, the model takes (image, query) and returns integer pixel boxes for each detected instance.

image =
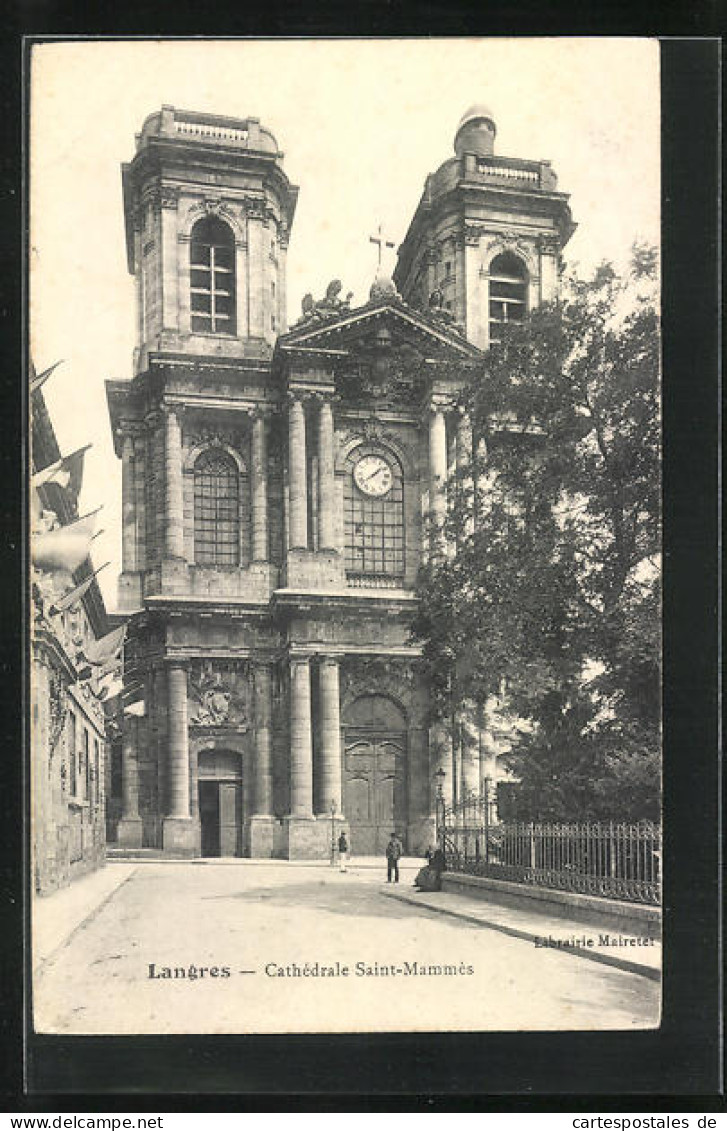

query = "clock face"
[354,454,393,497]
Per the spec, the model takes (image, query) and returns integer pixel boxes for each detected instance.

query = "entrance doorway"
[342,695,408,855]
[197,749,243,857]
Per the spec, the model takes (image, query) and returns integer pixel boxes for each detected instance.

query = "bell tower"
[394,105,576,350]
[122,105,298,371]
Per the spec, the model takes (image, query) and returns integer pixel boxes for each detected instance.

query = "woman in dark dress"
[414,846,446,892]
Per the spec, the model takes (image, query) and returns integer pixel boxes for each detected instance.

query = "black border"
[4,31,721,1106]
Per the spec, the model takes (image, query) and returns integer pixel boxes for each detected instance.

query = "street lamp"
[482,776,491,864]
[329,798,337,866]
[435,767,446,847]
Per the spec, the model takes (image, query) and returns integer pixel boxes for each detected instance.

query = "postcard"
[29,37,662,1039]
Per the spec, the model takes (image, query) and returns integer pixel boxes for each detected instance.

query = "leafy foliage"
[413,247,661,820]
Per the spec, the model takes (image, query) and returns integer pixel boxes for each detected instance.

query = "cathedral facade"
[106,104,574,858]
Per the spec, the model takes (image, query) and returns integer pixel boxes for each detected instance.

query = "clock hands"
[362,465,389,486]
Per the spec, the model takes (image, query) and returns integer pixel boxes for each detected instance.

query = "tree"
[413,246,661,820]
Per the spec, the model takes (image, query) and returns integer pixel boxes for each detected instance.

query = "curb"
[382,888,661,982]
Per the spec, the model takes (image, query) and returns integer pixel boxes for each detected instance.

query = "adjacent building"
[105,103,574,858]
[31,379,110,893]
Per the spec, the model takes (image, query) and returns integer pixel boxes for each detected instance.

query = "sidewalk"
[382,885,661,981]
[32,862,137,970]
[106,850,423,872]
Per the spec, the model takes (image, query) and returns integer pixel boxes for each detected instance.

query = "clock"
[354,454,393,497]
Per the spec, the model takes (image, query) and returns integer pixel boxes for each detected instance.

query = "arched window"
[344,447,404,581]
[190,217,236,335]
[194,449,239,566]
[489,252,527,344]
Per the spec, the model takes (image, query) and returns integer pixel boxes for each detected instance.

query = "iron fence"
[437,794,661,905]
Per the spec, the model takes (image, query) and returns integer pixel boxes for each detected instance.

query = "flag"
[78,624,126,668]
[30,359,64,393]
[98,677,124,702]
[31,508,101,573]
[124,700,146,718]
[47,562,108,616]
[33,444,91,495]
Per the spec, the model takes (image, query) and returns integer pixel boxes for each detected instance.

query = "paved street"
[33,861,660,1034]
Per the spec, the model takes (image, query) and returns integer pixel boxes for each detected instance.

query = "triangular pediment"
[277,296,482,362]
[276,297,481,408]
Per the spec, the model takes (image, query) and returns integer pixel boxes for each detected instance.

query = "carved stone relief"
[188,659,250,730]
[341,656,421,712]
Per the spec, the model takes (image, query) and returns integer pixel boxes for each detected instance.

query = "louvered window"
[489,252,527,344]
[190,217,236,335]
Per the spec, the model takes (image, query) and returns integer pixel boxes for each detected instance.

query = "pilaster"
[117,716,143,848]
[251,409,269,561]
[164,407,185,561]
[428,402,448,555]
[120,432,138,572]
[287,395,308,550]
[317,398,336,550]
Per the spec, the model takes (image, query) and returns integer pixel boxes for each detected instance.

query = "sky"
[29,38,660,609]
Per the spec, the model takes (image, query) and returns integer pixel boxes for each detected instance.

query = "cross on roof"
[369,222,396,270]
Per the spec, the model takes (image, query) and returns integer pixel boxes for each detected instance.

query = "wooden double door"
[198,748,243,857]
[343,730,407,855]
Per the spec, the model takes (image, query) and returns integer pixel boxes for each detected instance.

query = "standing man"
[338,830,349,872]
[386,832,402,883]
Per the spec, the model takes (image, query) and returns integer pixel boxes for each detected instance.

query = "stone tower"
[122,105,298,373]
[393,104,576,349]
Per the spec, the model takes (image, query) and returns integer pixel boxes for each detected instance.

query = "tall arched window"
[190,216,236,335]
[194,449,239,566]
[489,252,527,344]
[344,447,404,581]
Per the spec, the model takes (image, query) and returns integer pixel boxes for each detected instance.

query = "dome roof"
[369,273,399,302]
[455,103,497,136]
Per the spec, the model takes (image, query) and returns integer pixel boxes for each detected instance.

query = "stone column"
[277,235,289,333]
[164,408,185,560]
[289,657,313,817]
[133,219,144,348]
[117,717,142,848]
[317,399,336,550]
[121,434,137,572]
[464,229,484,348]
[134,435,147,570]
[162,662,198,854]
[246,207,266,340]
[248,662,275,858]
[166,664,189,818]
[253,664,273,816]
[160,191,179,331]
[455,233,467,326]
[456,411,474,539]
[251,411,269,561]
[317,656,342,816]
[429,404,448,554]
[287,396,308,550]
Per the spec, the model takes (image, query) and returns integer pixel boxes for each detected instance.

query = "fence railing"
[437,796,661,905]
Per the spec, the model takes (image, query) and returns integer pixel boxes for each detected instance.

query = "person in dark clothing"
[385,833,402,882]
[415,845,446,891]
[338,831,348,872]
